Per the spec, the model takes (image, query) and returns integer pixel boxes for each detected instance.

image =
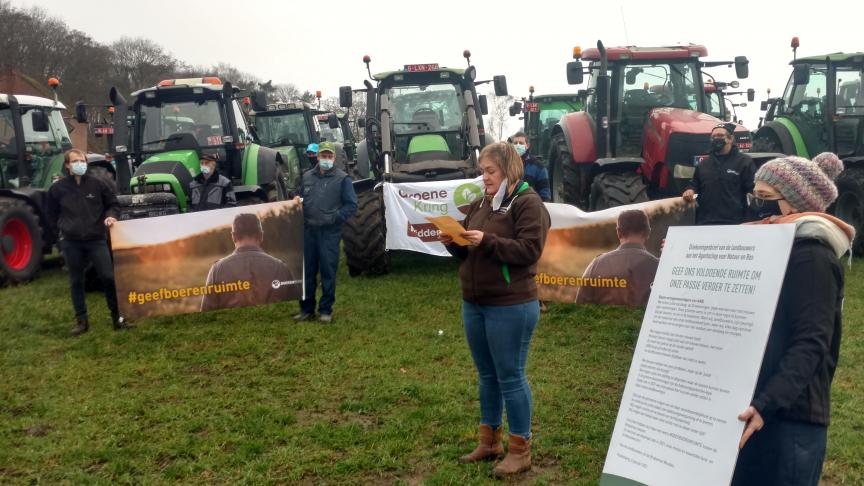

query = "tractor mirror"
[357,117,366,129]
[735,56,750,79]
[625,68,643,85]
[566,61,584,85]
[793,64,810,85]
[250,91,268,112]
[30,109,49,132]
[760,100,769,111]
[479,95,489,116]
[339,86,353,108]
[74,101,88,123]
[747,88,755,102]
[509,101,522,116]
[328,113,340,129]
[493,76,508,96]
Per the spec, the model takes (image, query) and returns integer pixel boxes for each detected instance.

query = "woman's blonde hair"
[479,142,524,183]
[63,148,87,165]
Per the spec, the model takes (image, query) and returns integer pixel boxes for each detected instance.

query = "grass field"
[1,252,862,485]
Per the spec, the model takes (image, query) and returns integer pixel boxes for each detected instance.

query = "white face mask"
[319,158,334,170]
[492,178,508,211]
[71,161,87,176]
[200,165,212,176]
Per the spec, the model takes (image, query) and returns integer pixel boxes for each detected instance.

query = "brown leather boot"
[70,319,89,337]
[493,433,531,476]
[459,424,504,463]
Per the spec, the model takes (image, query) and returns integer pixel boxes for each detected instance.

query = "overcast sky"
[12,0,863,134]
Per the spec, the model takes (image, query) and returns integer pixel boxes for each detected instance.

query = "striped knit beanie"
[754,154,843,212]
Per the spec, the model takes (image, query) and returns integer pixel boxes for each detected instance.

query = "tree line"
[0,1,366,146]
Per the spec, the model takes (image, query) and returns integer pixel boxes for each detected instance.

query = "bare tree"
[320,95,368,139]
[109,37,178,94]
[486,93,515,141]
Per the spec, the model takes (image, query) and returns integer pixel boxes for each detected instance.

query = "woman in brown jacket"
[444,142,550,476]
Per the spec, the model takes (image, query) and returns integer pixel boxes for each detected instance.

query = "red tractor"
[548,42,753,209]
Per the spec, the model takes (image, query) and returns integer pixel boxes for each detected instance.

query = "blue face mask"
[319,158,334,170]
[71,161,87,176]
[514,143,527,156]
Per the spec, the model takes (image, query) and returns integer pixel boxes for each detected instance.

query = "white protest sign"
[600,224,795,486]
[382,178,483,256]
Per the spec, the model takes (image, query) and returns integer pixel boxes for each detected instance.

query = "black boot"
[112,315,133,331]
[71,319,89,337]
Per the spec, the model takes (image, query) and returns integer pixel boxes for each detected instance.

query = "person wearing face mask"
[682,122,755,225]
[441,142,550,477]
[511,132,550,202]
[305,143,319,167]
[46,149,131,336]
[189,153,237,212]
[294,141,357,323]
[732,153,852,486]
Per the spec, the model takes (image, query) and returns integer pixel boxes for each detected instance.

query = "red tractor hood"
[646,107,747,137]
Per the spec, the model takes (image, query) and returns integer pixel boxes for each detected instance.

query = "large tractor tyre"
[548,135,586,208]
[342,190,389,277]
[751,132,784,154]
[0,197,44,284]
[588,171,649,211]
[832,166,864,254]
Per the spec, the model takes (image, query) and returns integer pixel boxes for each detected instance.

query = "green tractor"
[248,101,355,191]
[1,86,115,283]
[88,77,291,219]
[509,87,584,163]
[753,38,864,250]
[338,51,508,276]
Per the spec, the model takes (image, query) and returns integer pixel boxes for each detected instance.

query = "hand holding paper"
[426,216,471,246]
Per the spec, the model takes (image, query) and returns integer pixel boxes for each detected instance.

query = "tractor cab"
[0,94,72,190]
[759,53,864,158]
[551,42,751,208]
[339,53,508,183]
[105,77,287,217]
[704,79,756,124]
[509,88,584,163]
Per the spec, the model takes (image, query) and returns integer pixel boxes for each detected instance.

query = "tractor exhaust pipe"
[109,87,132,193]
[596,40,611,159]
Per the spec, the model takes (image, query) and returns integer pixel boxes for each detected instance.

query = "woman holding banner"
[733,153,853,486]
[443,142,550,477]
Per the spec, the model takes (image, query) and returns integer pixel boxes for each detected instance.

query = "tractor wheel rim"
[2,218,33,271]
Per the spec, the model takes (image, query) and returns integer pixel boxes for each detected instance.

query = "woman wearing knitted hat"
[732,153,854,486]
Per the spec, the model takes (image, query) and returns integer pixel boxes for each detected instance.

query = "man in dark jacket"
[576,209,659,307]
[511,132,551,202]
[200,213,298,311]
[189,153,236,211]
[293,141,358,323]
[46,149,131,336]
[682,123,755,225]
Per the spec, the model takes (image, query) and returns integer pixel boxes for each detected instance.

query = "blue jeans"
[300,225,342,315]
[60,239,119,321]
[462,300,539,438]
[731,418,828,486]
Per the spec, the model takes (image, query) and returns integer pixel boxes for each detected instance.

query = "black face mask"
[711,137,727,153]
[753,198,783,218]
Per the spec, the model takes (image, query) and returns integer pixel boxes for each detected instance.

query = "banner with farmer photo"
[537,198,694,305]
[110,200,304,320]
[383,177,484,256]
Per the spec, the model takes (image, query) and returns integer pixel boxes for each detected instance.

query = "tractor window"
[388,83,462,134]
[21,108,68,156]
[140,99,225,151]
[254,112,310,147]
[619,63,700,111]
[836,69,863,114]
[705,91,724,119]
[0,108,15,155]
[319,124,344,143]
[231,100,250,144]
[782,67,827,118]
